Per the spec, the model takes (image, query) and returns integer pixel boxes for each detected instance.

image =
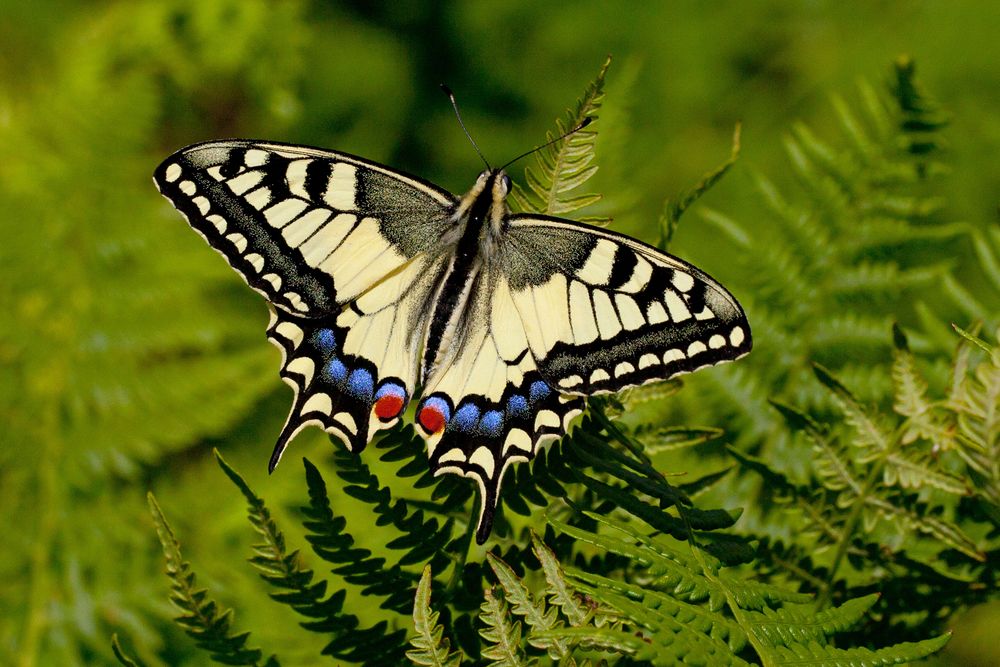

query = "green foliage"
[5,5,1000,663]
[412,428,950,666]
[730,324,1000,638]
[110,636,141,667]
[687,57,978,456]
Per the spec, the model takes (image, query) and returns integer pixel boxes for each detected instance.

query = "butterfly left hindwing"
[265,252,451,468]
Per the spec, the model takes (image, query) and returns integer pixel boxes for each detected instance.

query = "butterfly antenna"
[498,116,594,172]
[441,84,491,170]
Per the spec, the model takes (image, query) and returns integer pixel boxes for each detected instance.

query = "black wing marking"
[499,215,752,394]
[154,140,456,316]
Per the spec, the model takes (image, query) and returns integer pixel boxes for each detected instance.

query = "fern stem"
[817,459,885,608]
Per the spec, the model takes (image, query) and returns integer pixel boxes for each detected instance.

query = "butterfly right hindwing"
[414,269,584,543]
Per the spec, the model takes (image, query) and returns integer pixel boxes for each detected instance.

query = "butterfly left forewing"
[500,215,752,394]
[154,140,456,316]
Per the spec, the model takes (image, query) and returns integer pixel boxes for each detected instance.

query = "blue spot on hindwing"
[453,403,481,431]
[506,394,528,419]
[480,410,503,436]
[529,380,551,404]
[347,368,374,401]
[325,358,347,382]
[314,328,336,351]
[375,381,406,401]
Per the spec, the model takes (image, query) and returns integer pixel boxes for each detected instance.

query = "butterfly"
[154,129,751,544]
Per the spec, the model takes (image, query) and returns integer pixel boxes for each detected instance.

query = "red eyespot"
[418,406,446,434]
[374,394,404,420]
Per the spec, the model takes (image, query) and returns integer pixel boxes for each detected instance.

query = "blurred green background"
[2,1,999,665]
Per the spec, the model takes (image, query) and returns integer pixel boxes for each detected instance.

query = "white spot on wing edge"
[558,375,583,389]
[263,273,282,290]
[730,326,746,347]
[589,368,610,384]
[245,253,265,272]
[439,448,466,464]
[534,410,559,431]
[687,340,707,356]
[274,321,303,347]
[226,232,247,252]
[284,291,308,312]
[334,411,358,435]
[709,334,726,349]
[638,353,659,369]
[614,361,634,377]
[164,163,182,183]
[179,180,196,195]
[207,214,227,232]
[663,348,685,364]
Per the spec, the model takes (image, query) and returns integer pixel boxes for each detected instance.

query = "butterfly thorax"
[420,170,511,379]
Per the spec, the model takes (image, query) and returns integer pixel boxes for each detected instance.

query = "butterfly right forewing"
[499,215,752,395]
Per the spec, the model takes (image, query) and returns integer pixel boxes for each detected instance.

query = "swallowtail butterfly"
[155,119,751,543]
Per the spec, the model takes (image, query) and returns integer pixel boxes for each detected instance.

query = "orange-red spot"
[374,395,404,420]
[418,406,446,434]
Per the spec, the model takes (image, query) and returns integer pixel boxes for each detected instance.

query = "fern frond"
[147,492,278,666]
[215,451,409,664]
[407,566,462,667]
[510,55,610,221]
[767,631,950,666]
[632,425,725,453]
[529,626,652,662]
[530,531,589,627]
[479,588,533,667]
[300,458,419,614]
[486,552,569,660]
[331,444,456,568]
[548,512,945,666]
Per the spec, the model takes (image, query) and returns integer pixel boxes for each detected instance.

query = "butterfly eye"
[500,174,512,194]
